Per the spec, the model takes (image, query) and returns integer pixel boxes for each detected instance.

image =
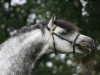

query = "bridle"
[46,26,80,54]
[46,17,93,75]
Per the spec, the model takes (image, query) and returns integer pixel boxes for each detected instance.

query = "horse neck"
[0,28,55,74]
[6,28,53,57]
[0,29,48,61]
[14,29,47,59]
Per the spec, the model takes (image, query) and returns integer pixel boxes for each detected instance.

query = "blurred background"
[0,0,100,75]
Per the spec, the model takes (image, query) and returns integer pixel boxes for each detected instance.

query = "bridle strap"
[53,33,73,44]
[46,26,57,54]
[73,33,80,54]
[51,34,57,54]
[53,32,80,54]
[46,26,80,54]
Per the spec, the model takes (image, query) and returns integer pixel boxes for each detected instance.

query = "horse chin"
[80,48,93,56]
[84,48,94,56]
[75,47,92,56]
[75,48,83,54]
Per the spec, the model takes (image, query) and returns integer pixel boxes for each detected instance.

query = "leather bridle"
[46,26,80,54]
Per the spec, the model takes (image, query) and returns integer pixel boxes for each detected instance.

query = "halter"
[46,26,80,54]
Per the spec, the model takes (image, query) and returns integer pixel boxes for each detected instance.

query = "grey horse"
[0,17,95,75]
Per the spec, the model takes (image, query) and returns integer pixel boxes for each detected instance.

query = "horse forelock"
[38,20,80,33]
[54,20,79,33]
[39,20,79,33]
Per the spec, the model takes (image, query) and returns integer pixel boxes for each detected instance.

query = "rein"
[46,26,80,54]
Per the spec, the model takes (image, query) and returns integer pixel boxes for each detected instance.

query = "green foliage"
[0,0,100,75]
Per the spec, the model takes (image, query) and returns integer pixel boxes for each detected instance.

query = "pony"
[0,17,95,75]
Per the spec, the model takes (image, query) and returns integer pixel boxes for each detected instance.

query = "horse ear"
[47,16,57,33]
[47,17,55,28]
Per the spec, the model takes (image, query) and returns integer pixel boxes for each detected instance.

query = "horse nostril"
[79,38,96,54]
[80,42,87,49]
[91,38,95,43]
[90,39,96,49]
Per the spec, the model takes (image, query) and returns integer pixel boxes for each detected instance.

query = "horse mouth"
[79,42,96,56]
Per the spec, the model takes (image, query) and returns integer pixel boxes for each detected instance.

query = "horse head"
[46,17,96,56]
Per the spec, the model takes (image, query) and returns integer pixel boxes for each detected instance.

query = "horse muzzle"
[79,38,96,55]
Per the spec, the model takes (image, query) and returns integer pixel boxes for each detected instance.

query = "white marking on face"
[54,26,64,34]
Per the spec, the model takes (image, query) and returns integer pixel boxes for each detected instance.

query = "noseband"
[46,26,80,54]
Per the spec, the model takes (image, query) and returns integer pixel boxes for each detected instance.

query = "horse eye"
[61,31,67,35]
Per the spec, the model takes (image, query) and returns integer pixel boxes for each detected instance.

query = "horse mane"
[11,21,48,37]
[11,20,79,37]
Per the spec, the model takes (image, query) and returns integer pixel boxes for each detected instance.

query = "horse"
[0,17,95,75]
